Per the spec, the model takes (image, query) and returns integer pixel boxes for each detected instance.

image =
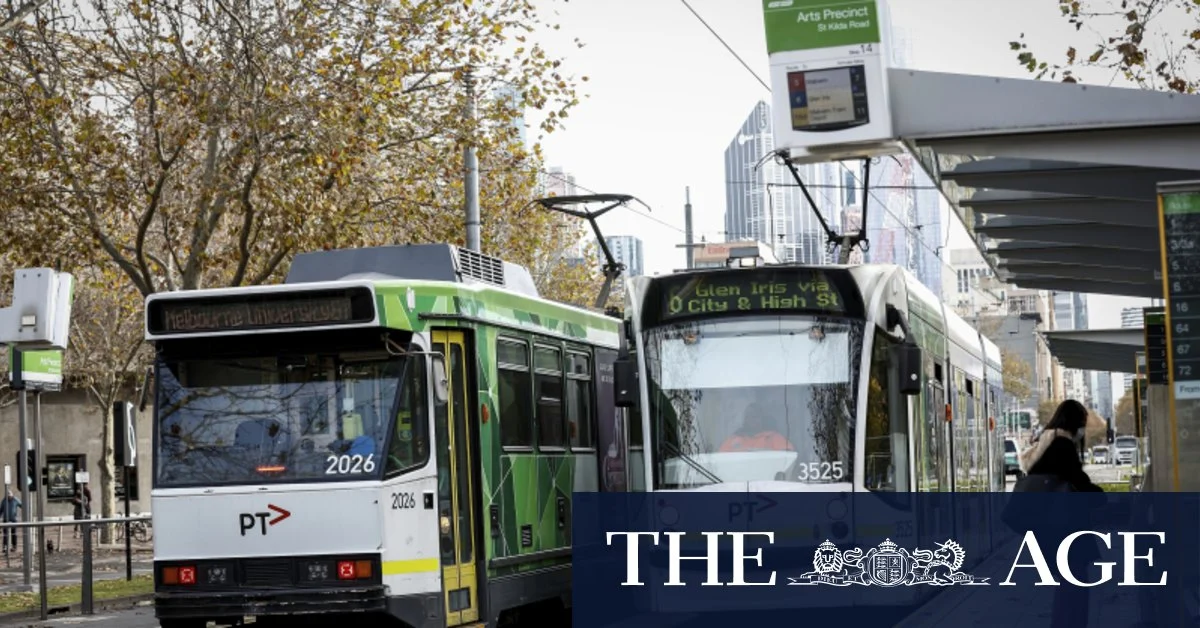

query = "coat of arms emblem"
[788,538,989,587]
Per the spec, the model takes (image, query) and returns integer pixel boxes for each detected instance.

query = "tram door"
[433,330,480,625]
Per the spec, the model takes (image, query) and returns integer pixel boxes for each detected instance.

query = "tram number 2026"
[796,461,845,481]
[391,492,416,510]
[325,454,377,475]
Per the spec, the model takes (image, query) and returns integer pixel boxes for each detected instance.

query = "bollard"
[81,520,93,615]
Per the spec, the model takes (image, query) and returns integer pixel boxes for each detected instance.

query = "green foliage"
[1038,398,1060,427]
[0,0,599,524]
[1114,388,1136,434]
[1001,350,1033,401]
[1009,0,1198,93]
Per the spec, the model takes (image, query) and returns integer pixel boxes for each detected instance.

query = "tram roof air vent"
[284,243,539,298]
[457,247,505,287]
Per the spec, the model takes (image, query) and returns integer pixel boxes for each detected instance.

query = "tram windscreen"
[645,315,863,489]
[154,346,427,487]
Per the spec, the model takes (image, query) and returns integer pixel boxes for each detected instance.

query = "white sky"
[524,0,1153,343]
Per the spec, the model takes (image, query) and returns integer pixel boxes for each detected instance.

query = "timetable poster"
[1159,181,1200,489]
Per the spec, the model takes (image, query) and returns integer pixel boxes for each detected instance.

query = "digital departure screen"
[147,287,376,335]
[645,268,863,328]
[788,65,869,132]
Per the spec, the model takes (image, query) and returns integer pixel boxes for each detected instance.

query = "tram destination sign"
[1161,184,1200,397]
[1144,307,1167,385]
[652,268,861,326]
[147,287,376,335]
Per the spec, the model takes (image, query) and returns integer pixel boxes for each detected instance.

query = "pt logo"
[239,504,291,536]
[788,538,989,587]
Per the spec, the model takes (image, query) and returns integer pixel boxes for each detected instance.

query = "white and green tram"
[611,261,1006,611]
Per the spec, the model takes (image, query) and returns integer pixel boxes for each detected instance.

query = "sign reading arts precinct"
[762,0,881,54]
[659,271,846,320]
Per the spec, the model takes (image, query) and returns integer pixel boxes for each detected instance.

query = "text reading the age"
[605,530,1169,587]
[664,278,843,318]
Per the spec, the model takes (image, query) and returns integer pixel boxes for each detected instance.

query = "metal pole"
[33,391,47,620]
[81,520,93,615]
[123,466,131,580]
[18,389,31,587]
[684,187,694,270]
[463,68,481,253]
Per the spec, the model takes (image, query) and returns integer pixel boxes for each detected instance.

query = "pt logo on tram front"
[788,538,989,587]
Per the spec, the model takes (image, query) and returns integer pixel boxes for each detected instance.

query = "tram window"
[385,358,430,476]
[498,338,534,448]
[535,345,566,448]
[566,351,593,449]
[865,330,909,492]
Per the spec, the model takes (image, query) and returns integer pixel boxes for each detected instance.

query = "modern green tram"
[611,260,1008,611]
[147,244,628,627]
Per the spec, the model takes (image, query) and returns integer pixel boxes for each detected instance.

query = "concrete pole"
[684,188,694,270]
[18,390,30,587]
[33,392,46,617]
[463,68,481,253]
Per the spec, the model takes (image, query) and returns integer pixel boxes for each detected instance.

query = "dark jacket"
[1022,429,1104,492]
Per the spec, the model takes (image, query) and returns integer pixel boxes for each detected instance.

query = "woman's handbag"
[1002,473,1073,531]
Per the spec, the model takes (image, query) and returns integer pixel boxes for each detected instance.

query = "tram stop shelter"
[877,69,1200,500]
[874,70,1200,624]
[881,68,1200,374]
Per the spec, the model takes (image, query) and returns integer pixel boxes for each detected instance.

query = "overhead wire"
[678,0,976,278]
[678,0,771,92]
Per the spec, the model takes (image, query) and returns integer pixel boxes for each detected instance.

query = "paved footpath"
[0,602,160,628]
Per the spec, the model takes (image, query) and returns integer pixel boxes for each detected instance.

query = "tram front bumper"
[154,585,388,619]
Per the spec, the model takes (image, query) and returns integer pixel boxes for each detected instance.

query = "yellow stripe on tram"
[382,558,441,575]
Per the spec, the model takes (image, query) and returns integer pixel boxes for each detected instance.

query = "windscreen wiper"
[662,440,722,486]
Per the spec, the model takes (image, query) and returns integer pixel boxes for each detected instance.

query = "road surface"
[0,603,160,628]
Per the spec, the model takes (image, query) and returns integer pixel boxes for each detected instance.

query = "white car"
[1091,446,1109,465]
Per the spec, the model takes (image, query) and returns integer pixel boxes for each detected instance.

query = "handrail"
[0,515,154,619]
[0,515,151,529]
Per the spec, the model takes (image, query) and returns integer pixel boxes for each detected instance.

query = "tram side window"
[535,345,566,448]
[385,358,430,476]
[498,339,534,448]
[865,330,910,492]
[566,351,594,449]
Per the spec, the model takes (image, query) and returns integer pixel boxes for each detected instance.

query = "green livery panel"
[371,280,619,579]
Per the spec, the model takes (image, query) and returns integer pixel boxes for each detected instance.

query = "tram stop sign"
[761,0,902,164]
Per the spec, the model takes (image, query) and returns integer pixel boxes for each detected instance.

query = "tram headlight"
[205,565,230,585]
[305,561,332,582]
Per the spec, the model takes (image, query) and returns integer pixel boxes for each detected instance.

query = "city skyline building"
[722,100,840,266]
[492,84,527,148]
[603,235,645,279]
[1121,306,1145,390]
[1053,291,1092,409]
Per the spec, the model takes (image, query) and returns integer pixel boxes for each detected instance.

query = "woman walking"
[1018,399,1104,628]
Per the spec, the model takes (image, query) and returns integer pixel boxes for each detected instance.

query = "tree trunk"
[89,384,117,545]
[99,400,115,544]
